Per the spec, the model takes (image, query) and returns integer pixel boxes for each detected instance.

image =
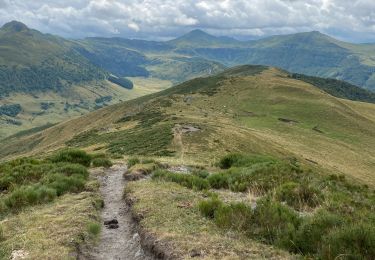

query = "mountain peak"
[187,29,211,36]
[2,21,29,32]
[170,29,239,47]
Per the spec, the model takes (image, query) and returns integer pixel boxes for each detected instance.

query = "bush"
[207,172,230,189]
[53,163,89,178]
[215,202,252,231]
[4,185,57,210]
[218,153,245,169]
[127,158,140,168]
[231,163,305,193]
[42,174,86,196]
[50,149,92,167]
[92,158,113,168]
[198,197,223,219]
[0,156,91,214]
[250,200,301,247]
[293,210,344,254]
[0,163,55,191]
[218,153,276,169]
[320,223,375,260]
[275,182,324,210]
[192,170,210,179]
[87,222,101,237]
[153,170,210,191]
[90,153,107,159]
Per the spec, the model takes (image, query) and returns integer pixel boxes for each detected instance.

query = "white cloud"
[128,22,140,32]
[0,0,374,42]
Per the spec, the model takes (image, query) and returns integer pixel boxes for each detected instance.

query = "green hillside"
[0,21,107,94]
[1,66,375,259]
[180,31,375,90]
[3,65,375,184]
[78,37,226,83]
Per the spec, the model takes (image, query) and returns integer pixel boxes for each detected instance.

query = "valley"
[3,21,375,142]
[0,17,375,260]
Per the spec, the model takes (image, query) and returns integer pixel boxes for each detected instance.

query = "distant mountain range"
[79,28,375,91]
[1,20,375,94]
[1,20,375,140]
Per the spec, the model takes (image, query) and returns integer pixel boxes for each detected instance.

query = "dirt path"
[173,125,185,161]
[86,164,154,260]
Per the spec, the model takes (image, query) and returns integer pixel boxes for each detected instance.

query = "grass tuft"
[92,158,113,168]
[50,149,92,167]
[87,222,101,237]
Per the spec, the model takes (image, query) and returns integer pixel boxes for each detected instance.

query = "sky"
[0,0,374,43]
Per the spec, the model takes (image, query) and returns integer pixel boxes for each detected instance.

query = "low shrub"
[153,170,209,190]
[275,182,324,210]
[217,153,245,169]
[192,170,210,179]
[90,153,107,159]
[214,202,252,231]
[320,223,375,260]
[198,196,223,218]
[42,174,86,196]
[50,149,92,167]
[92,158,113,168]
[87,222,101,237]
[0,163,55,191]
[127,158,140,168]
[218,153,276,169]
[293,210,344,255]
[53,163,89,178]
[207,172,230,189]
[4,185,57,210]
[249,199,301,247]
[0,155,92,215]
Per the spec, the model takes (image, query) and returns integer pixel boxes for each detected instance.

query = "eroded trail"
[87,164,154,260]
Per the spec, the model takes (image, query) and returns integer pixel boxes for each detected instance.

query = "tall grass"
[152,170,209,191]
[194,153,375,259]
[50,149,92,167]
[0,150,92,214]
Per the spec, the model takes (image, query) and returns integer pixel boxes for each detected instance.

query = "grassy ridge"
[2,66,375,185]
[291,73,375,103]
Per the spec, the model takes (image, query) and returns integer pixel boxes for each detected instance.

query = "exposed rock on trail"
[84,164,154,260]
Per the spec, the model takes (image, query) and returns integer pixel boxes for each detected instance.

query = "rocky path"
[86,164,154,260]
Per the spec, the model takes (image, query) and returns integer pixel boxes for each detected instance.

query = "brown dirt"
[82,164,155,260]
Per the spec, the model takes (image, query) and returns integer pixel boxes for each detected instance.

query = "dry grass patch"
[0,189,101,259]
[125,180,293,259]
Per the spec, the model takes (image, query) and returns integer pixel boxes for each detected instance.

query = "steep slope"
[0,21,106,94]
[0,21,173,140]
[2,66,375,185]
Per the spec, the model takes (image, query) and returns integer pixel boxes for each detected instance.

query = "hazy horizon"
[0,0,374,43]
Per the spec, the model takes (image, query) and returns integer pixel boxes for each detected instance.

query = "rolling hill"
[2,65,375,186]
[1,65,375,260]
[172,31,375,90]
[0,22,227,140]
[0,21,106,94]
